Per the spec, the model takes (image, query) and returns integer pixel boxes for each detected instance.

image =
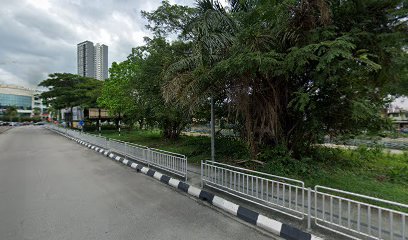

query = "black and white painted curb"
[50,129,323,240]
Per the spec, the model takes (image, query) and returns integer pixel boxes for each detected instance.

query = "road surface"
[0,126,275,240]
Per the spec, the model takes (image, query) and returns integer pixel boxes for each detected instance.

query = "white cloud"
[0,68,26,86]
[392,97,408,110]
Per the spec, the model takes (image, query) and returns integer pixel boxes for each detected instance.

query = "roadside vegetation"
[41,0,408,204]
[98,129,408,204]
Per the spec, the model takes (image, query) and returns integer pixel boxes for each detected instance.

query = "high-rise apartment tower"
[94,43,108,80]
[77,41,108,80]
[77,41,95,78]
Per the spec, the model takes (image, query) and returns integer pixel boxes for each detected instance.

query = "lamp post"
[211,96,215,162]
[98,108,101,136]
[118,112,121,136]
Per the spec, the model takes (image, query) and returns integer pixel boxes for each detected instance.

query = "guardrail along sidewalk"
[201,160,408,240]
[47,125,187,181]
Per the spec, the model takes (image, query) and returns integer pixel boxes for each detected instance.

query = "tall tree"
[39,73,103,128]
[98,53,144,128]
[141,0,196,39]
[133,38,191,139]
[163,0,408,156]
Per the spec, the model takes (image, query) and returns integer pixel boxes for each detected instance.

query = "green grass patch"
[256,146,408,204]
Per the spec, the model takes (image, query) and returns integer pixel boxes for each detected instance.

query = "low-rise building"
[387,107,408,130]
[0,84,48,118]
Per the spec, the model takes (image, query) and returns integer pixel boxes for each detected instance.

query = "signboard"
[88,108,110,119]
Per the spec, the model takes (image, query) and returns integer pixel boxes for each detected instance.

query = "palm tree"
[163,0,236,106]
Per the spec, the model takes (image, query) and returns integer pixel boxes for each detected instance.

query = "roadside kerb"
[48,127,324,240]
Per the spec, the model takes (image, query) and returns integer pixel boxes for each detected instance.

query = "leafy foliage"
[38,73,103,126]
[102,0,407,156]
[162,0,408,156]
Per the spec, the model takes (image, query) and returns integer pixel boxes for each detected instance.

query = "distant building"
[77,41,95,78]
[77,41,108,80]
[0,85,48,118]
[387,107,408,130]
[94,43,108,80]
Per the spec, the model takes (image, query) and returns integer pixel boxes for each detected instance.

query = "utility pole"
[211,96,215,161]
[98,108,101,136]
[118,112,121,136]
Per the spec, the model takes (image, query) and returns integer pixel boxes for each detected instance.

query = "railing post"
[148,148,151,167]
[201,160,204,188]
[307,187,312,231]
[146,148,150,165]
[186,157,188,182]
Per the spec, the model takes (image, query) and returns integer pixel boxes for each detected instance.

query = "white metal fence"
[314,186,408,240]
[46,125,187,180]
[201,160,306,219]
[201,160,408,240]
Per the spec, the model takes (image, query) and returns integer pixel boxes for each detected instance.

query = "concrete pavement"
[0,126,277,240]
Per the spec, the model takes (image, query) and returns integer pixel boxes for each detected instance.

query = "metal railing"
[83,132,108,149]
[149,148,187,179]
[315,186,408,240]
[201,160,306,219]
[201,160,408,240]
[46,124,187,180]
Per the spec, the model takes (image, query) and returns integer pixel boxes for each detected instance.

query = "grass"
[256,146,408,204]
[97,129,408,205]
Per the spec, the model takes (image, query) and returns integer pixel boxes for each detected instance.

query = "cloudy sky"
[1,0,407,108]
[0,0,194,88]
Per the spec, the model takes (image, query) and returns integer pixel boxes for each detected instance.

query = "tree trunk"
[70,106,74,129]
[138,119,144,130]
[163,120,182,140]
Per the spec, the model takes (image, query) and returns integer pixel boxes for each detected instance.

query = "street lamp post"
[118,112,121,137]
[98,108,101,136]
[211,96,215,162]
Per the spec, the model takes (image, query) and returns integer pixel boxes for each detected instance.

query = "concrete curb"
[51,129,324,240]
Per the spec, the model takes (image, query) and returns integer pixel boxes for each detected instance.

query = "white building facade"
[94,43,108,80]
[0,85,48,118]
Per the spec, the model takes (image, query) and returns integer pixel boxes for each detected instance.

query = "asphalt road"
[0,126,12,134]
[0,126,275,240]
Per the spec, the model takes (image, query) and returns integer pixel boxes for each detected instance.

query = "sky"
[0,0,194,88]
[0,0,407,109]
